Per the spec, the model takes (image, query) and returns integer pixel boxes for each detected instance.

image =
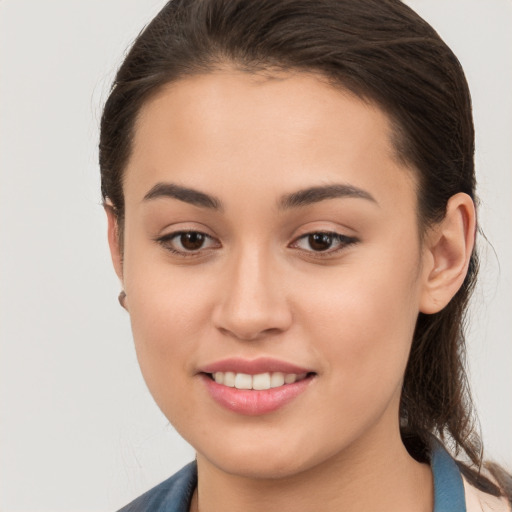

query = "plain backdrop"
[0,1,511,510]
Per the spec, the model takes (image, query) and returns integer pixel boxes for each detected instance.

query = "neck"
[192,427,433,512]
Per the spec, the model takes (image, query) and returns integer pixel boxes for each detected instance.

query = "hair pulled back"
[99,0,510,500]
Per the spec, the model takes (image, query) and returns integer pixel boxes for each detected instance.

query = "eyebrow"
[142,182,377,211]
[143,183,223,211]
[278,183,377,210]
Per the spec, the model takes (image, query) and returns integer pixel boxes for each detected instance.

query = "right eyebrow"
[142,182,224,211]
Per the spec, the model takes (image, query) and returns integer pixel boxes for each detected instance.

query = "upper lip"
[199,357,314,375]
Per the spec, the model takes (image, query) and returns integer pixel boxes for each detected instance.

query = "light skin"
[106,69,476,512]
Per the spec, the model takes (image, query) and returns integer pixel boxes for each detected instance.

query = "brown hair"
[99,0,510,500]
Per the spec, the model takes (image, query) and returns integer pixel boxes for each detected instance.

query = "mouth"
[200,367,317,415]
[203,371,315,391]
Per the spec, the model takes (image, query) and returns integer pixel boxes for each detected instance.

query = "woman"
[99,0,511,510]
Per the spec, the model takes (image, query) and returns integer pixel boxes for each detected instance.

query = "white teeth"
[252,373,271,390]
[211,371,308,390]
[223,371,236,387]
[284,373,297,384]
[270,372,285,388]
[234,373,252,390]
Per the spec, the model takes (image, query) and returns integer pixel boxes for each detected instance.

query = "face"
[114,70,432,479]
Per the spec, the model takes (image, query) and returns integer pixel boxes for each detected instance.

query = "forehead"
[125,69,416,213]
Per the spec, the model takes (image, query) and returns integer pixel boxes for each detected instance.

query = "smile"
[209,371,310,390]
[199,357,317,415]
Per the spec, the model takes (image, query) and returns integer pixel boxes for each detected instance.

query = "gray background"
[0,1,510,510]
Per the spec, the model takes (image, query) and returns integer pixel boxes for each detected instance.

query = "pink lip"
[200,374,315,416]
[199,357,312,375]
[198,357,316,416]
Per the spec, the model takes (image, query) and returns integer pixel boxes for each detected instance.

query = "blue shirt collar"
[430,437,467,512]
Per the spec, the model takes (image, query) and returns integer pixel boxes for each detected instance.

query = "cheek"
[122,246,217,407]
[129,277,204,350]
[127,284,211,430]
[298,253,421,405]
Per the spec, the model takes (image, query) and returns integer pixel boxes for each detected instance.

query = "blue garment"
[117,441,466,512]
[431,438,466,512]
[118,461,197,512]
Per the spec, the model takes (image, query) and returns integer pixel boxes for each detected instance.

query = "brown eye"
[308,233,334,251]
[180,232,206,250]
[156,230,220,255]
[291,231,358,255]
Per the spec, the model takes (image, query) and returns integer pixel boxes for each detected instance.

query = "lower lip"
[201,374,315,416]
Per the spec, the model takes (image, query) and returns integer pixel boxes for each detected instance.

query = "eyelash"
[290,232,358,256]
[155,231,219,258]
[155,230,358,258]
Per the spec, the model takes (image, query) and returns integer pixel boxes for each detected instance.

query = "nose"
[212,246,293,341]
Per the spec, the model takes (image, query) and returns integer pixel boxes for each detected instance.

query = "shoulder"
[117,461,197,512]
[463,475,511,512]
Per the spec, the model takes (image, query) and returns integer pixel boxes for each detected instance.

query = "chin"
[205,451,312,480]
[194,431,342,481]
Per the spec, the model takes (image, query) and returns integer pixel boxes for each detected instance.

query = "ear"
[104,201,124,284]
[419,193,476,314]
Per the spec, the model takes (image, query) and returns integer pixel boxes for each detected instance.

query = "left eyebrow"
[278,184,378,210]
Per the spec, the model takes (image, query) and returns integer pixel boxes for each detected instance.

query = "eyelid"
[289,230,358,257]
[155,229,221,257]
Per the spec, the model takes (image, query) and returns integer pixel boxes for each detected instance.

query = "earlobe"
[419,193,476,314]
[104,201,124,284]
